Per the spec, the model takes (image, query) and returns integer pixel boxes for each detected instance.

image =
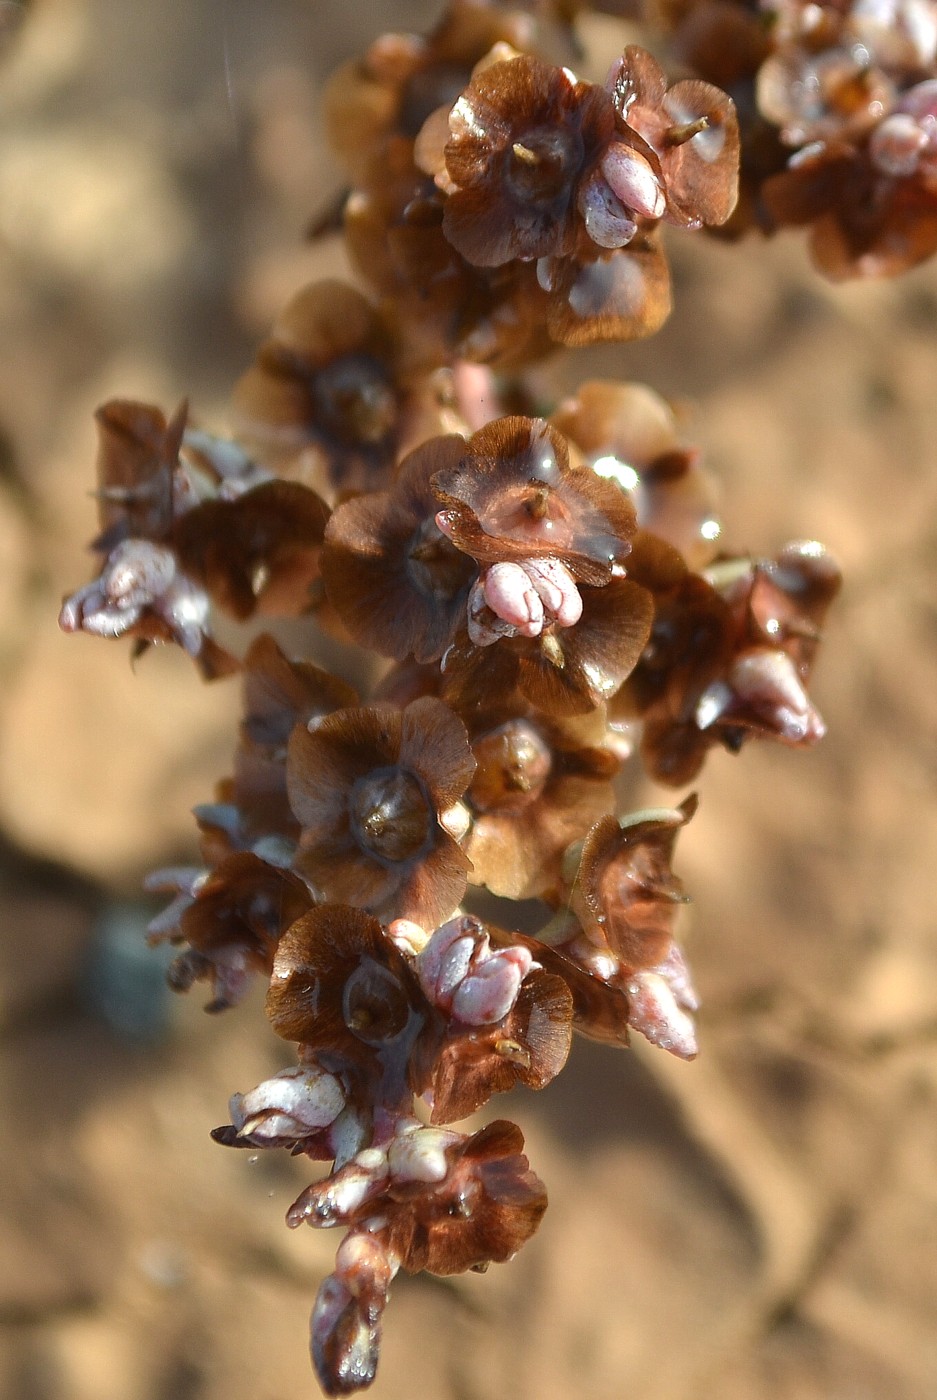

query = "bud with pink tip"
[468,556,584,645]
[417,916,535,1025]
[729,648,825,743]
[625,967,698,1059]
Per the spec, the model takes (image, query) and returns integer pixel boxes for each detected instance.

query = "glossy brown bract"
[434,415,637,582]
[658,0,937,271]
[321,435,477,664]
[441,55,619,264]
[287,698,475,927]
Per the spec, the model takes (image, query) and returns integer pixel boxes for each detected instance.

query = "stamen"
[526,486,550,520]
[665,116,709,146]
[540,632,565,669]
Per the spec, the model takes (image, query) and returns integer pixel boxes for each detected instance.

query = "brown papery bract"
[490,924,634,1046]
[420,968,574,1119]
[91,398,187,548]
[241,635,359,749]
[572,796,697,968]
[463,698,620,898]
[433,415,636,583]
[619,542,841,783]
[267,906,571,1126]
[538,231,673,345]
[223,637,360,845]
[152,853,314,1013]
[386,1120,549,1275]
[321,435,477,665]
[440,54,619,265]
[325,0,537,179]
[343,142,557,371]
[232,281,406,502]
[268,905,426,1115]
[553,379,723,569]
[175,480,330,619]
[287,698,474,927]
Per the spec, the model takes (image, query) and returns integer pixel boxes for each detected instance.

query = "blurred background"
[2,1,937,1396]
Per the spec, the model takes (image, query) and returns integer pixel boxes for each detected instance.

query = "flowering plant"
[55,0,937,1390]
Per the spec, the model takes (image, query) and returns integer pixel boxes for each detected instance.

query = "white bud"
[601,143,666,220]
[578,171,638,249]
[386,917,431,956]
[230,1065,345,1142]
[335,1231,395,1297]
[104,539,177,605]
[387,1126,459,1183]
[695,679,734,730]
[626,970,698,1059]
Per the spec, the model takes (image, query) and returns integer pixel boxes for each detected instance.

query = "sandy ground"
[2,2,937,1398]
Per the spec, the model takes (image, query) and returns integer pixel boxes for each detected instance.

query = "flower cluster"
[60,385,838,1388]
[56,2,859,1395]
[325,5,739,362]
[59,400,329,673]
[655,0,937,275]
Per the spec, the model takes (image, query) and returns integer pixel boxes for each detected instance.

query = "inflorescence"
[57,0,937,1389]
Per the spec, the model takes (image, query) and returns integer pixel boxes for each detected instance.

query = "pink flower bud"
[577,170,638,249]
[695,648,825,744]
[451,946,532,1024]
[417,917,535,1025]
[728,648,824,743]
[601,143,666,220]
[625,969,698,1059]
[482,561,545,636]
[472,557,583,644]
[896,77,937,122]
[521,558,583,628]
[416,917,477,1005]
